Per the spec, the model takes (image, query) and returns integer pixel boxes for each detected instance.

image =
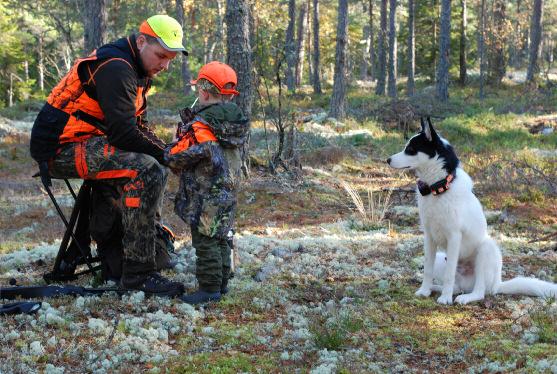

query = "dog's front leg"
[438,232,462,304]
[416,234,436,297]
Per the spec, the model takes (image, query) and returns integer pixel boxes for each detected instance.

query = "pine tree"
[329,0,349,119]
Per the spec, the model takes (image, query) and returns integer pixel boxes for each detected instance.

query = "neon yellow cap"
[139,15,188,55]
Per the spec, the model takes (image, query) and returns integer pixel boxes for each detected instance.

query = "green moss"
[172,352,274,373]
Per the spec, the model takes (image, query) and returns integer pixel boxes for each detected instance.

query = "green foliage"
[172,352,278,373]
[531,301,557,344]
[309,309,364,350]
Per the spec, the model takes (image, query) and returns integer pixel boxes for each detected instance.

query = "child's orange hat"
[191,61,240,95]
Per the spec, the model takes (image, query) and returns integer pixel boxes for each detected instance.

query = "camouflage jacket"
[167,102,249,239]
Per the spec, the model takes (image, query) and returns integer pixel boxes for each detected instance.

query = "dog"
[387,118,557,304]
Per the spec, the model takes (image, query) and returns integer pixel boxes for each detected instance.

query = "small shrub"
[310,310,364,350]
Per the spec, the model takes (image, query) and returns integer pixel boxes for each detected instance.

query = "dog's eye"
[405,146,417,155]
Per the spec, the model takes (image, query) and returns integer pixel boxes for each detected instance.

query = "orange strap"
[170,121,217,155]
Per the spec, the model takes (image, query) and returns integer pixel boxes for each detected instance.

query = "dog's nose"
[386,158,391,164]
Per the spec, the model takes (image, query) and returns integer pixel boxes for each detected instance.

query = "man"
[30,15,185,297]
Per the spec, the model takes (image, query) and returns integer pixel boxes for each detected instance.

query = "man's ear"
[136,34,146,50]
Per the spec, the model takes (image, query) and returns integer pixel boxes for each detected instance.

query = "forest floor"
[0,83,556,373]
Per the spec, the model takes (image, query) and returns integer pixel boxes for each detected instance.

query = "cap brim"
[220,88,240,95]
[156,37,188,56]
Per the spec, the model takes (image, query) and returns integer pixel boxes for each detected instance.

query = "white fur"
[389,140,557,305]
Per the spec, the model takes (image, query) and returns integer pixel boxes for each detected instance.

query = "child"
[165,61,249,304]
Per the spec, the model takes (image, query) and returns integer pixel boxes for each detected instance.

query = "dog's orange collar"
[417,171,456,196]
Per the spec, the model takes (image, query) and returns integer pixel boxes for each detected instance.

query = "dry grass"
[340,178,393,229]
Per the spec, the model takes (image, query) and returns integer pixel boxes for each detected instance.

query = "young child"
[165,61,249,304]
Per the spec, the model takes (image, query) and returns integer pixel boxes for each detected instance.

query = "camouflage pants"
[191,229,231,292]
[49,136,168,269]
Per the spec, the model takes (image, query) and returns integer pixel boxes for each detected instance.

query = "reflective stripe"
[103,144,109,157]
[87,58,132,85]
[47,50,148,145]
[125,197,140,208]
[74,143,88,178]
[95,169,138,180]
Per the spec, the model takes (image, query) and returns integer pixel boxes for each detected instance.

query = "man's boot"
[220,277,229,295]
[181,289,221,305]
[121,260,184,297]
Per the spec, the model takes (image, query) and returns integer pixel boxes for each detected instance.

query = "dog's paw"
[455,294,482,305]
[437,294,453,305]
[415,287,431,297]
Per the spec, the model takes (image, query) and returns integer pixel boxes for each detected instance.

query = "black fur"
[404,117,460,174]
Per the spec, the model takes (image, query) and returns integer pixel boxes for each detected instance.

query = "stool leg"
[45,182,97,276]
[64,179,77,200]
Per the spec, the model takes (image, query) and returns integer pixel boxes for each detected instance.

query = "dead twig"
[528,231,557,244]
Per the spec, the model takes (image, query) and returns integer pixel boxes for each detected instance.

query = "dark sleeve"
[138,120,165,148]
[166,141,216,169]
[93,61,165,162]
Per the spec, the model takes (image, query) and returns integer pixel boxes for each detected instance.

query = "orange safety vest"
[46,37,148,145]
[170,120,217,154]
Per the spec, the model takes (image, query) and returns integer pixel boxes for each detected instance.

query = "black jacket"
[31,35,165,163]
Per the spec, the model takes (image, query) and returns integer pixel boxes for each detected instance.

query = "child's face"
[197,88,235,105]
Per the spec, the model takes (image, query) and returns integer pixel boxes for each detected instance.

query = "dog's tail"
[498,277,557,298]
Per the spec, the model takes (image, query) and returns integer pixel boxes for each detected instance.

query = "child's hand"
[174,122,182,141]
[179,107,195,125]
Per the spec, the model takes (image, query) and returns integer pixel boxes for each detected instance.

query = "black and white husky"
[387,118,557,304]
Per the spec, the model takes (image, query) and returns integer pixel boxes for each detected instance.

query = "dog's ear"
[420,117,427,133]
[424,117,438,142]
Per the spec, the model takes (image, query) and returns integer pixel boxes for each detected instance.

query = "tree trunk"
[226,0,253,118]
[285,0,296,92]
[431,0,438,81]
[488,1,507,85]
[329,0,349,119]
[83,0,106,54]
[387,0,397,98]
[312,0,322,94]
[38,34,44,91]
[226,0,253,177]
[479,0,486,99]
[526,0,543,83]
[176,0,192,96]
[24,61,29,81]
[368,0,375,81]
[375,0,388,95]
[306,0,313,85]
[436,0,451,101]
[520,0,530,65]
[295,2,308,86]
[407,0,415,96]
[9,74,14,107]
[459,0,467,85]
[360,24,371,80]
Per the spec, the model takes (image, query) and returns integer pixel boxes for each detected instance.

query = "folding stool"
[35,162,101,283]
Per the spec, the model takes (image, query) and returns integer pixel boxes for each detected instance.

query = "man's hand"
[162,144,179,175]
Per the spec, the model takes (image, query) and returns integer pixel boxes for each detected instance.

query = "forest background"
[0,0,556,373]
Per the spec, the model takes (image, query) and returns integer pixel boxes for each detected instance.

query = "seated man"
[30,15,186,297]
